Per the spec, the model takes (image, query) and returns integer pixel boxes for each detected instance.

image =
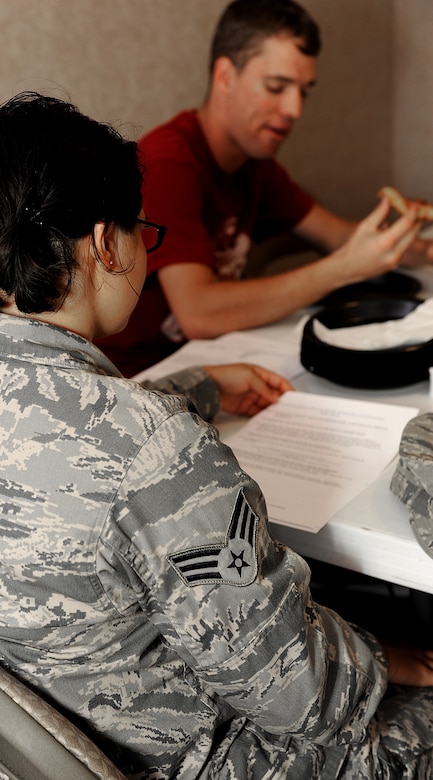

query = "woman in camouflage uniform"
[0,91,433,779]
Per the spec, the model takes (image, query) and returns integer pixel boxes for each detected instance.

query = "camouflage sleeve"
[100,401,388,747]
[138,366,220,422]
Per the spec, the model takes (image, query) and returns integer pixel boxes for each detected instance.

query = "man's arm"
[293,201,357,252]
[158,199,421,340]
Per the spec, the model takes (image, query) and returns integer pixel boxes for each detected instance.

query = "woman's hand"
[381,641,433,687]
[203,363,293,417]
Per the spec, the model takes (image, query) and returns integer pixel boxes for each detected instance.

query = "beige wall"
[394,0,433,204]
[0,0,227,136]
[0,1,431,220]
[279,0,393,218]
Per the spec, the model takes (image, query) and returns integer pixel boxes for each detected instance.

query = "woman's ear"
[91,221,117,271]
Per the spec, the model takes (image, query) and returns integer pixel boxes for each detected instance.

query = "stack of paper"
[132,329,304,384]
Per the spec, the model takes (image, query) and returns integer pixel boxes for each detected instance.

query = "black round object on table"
[300,297,433,389]
[318,270,421,307]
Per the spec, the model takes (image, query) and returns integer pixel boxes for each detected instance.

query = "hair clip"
[24,206,44,227]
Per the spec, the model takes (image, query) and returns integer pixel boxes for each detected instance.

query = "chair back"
[0,665,127,780]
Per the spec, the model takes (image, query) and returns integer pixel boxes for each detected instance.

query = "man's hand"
[382,641,433,687]
[400,235,433,266]
[330,198,422,284]
[203,363,293,417]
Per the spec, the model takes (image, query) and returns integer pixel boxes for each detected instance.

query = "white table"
[217,277,433,595]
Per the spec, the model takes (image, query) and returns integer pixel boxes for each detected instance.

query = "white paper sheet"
[223,392,418,533]
[132,330,304,383]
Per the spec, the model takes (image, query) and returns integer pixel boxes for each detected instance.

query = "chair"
[0,665,127,780]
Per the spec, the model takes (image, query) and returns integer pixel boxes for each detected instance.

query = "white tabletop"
[216,274,433,595]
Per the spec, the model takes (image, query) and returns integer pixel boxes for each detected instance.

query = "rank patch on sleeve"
[167,489,259,587]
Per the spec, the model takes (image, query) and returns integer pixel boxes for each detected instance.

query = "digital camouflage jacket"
[0,315,433,779]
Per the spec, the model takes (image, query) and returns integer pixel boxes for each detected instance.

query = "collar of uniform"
[0,312,122,378]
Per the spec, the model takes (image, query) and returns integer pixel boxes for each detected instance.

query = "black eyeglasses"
[136,218,167,253]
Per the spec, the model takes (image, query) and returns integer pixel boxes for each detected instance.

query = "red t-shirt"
[98,110,314,377]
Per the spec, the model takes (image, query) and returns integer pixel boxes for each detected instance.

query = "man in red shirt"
[99,0,432,377]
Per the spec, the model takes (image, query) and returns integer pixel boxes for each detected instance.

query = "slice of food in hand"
[378,185,433,221]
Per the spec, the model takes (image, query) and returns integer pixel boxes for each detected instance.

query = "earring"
[109,260,114,266]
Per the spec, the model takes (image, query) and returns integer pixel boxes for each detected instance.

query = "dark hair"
[209,0,321,73]
[0,92,143,313]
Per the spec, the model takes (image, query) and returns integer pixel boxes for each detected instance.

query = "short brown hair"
[209,0,321,73]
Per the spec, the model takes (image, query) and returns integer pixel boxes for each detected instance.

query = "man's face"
[223,34,317,162]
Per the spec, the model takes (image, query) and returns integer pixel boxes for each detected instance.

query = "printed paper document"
[223,392,418,533]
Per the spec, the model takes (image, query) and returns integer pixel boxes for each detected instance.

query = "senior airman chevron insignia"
[167,489,259,587]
